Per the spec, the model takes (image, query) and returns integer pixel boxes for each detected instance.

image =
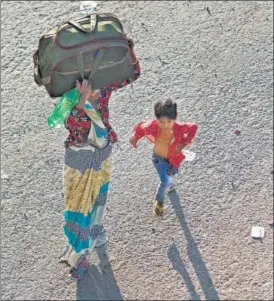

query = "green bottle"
[47,88,79,128]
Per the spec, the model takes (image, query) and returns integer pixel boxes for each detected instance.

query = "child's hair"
[154,99,177,120]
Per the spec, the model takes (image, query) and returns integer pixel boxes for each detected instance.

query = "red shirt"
[131,120,198,168]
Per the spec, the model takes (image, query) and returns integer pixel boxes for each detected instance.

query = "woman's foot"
[58,245,71,266]
[68,259,89,281]
[153,201,164,217]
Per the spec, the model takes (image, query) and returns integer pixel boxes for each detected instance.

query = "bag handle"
[68,14,98,33]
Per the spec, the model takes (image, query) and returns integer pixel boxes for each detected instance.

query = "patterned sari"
[59,102,112,279]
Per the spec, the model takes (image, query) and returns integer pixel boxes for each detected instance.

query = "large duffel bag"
[33,13,135,98]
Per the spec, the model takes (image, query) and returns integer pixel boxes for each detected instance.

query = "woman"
[58,40,140,280]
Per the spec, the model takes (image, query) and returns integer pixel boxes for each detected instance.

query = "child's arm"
[182,122,198,144]
[130,120,155,148]
[176,122,198,153]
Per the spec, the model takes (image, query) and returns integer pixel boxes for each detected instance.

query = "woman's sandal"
[58,258,71,267]
[68,259,89,281]
[153,201,164,217]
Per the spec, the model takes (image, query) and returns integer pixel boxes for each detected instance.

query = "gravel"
[1,1,273,300]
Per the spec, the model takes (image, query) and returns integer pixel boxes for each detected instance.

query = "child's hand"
[175,142,187,153]
[130,136,138,148]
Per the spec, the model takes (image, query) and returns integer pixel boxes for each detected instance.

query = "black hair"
[154,99,177,120]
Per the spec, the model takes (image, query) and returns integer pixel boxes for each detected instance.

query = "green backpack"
[33,13,135,98]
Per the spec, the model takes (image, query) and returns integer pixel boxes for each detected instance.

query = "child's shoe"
[153,200,164,217]
[168,184,175,193]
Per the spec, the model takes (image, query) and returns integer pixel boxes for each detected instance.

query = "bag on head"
[33,13,135,98]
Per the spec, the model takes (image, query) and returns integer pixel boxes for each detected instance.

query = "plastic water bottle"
[47,88,79,128]
[183,150,196,162]
[80,1,98,14]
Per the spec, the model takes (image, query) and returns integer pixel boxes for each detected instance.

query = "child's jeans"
[152,153,178,204]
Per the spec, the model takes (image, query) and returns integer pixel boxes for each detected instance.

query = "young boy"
[130,99,198,216]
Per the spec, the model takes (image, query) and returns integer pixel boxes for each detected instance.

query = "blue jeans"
[152,153,178,204]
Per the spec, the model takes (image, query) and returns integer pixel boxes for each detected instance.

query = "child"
[130,99,198,216]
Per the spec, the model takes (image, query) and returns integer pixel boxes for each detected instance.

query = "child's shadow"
[168,244,201,300]
[168,190,219,301]
[76,244,123,301]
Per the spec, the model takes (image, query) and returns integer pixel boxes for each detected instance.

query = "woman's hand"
[76,79,92,97]
[75,79,100,109]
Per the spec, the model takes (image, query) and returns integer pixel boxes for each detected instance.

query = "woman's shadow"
[76,244,123,301]
[168,190,219,301]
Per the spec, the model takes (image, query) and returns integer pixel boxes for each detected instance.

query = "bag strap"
[76,51,85,79]
[68,14,97,33]
[88,49,104,82]
[76,47,104,82]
